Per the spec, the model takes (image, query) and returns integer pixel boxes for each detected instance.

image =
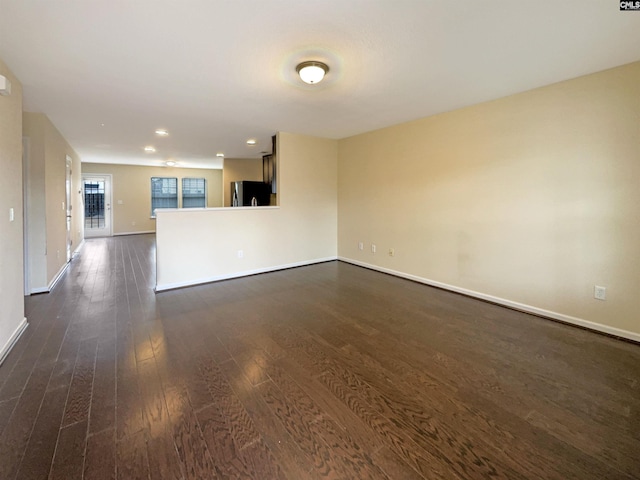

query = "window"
[182,177,207,208]
[151,177,177,216]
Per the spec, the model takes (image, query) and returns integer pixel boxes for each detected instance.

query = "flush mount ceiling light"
[144,146,156,153]
[216,153,224,157]
[165,160,176,166]
[246,139,257,145]
[155,129,169,136]
[296,61,329,84]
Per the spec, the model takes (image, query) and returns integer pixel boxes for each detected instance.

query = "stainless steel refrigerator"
[231,181,271,206]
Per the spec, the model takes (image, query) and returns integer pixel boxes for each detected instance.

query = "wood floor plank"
[0,363,56,480]
[273,354,382,453]
[1,235,637,479]
[14,385,68,480]
[46,320,83,393]
[258,375,390,479]
[149,312,219,479]
[194,355,285,479]
[84,428,116,480]
[197,360,259,452]
[339,319,638,478]
[137,356,184,480]
[159,330,216,413]
[164,383,219,480]
[256,351,393,475]
[196,403,251,479]
[116,430,150,480]
[213,342,347,478]
[49,419,88,480]
[340,336,630,479]
[315,334,526,478]
[0,305,62,402]
[197,401,285,480]
[89,338,117,435]
[268,330,460,479]
[332,339,543,478]
[115,318,145,440]
[217,357,319,480]
[371,446,425,480]
[61,337,98,427]
[0,396,18,437]
[0,292,51,390]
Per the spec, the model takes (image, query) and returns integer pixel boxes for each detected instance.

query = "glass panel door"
[83,174,112,237]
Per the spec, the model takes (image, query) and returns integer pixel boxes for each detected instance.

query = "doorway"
[82,174,112,238]
[65,157,73,261]
[23,137,30,294]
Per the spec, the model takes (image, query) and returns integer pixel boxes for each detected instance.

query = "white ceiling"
[1,1,639,170]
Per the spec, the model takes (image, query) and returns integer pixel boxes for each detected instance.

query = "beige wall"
[156,132,337,289]
[338,61,640,339]
[222,157,263,207]
[23,114,46,289]
[0,58,26,361]
[23,112,82,293]
[70,153,83,249]
[81,163,223,235]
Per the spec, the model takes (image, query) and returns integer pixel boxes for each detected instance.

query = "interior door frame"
[65,156,73,261]
[22,137,30,295]
[82,173,113,238]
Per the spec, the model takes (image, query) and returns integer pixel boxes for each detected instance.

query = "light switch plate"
[0,75,11,96]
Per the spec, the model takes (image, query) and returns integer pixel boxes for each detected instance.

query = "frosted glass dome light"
[296,61,329,84]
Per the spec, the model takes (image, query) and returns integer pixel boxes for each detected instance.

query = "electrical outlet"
[389,248,395,257]
[132,221,136,226]
[358,242,364,251]
[371,244,376,253]
[594,285,606,301]
[237,250,244,259]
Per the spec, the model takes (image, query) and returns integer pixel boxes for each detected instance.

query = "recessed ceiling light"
[155,129,169,136]
[246,139,257,145]
[165,160,176,166]
[144,146,156,153]
[216,153,224,157]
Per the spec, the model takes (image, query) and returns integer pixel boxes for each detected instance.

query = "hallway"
[0,234,638,479]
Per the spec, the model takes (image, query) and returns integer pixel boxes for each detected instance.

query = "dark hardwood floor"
[0,233,638,479]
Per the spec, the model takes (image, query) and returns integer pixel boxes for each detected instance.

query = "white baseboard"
[30,261,70,294]
[114,230,155,236]
[155,256,337,292]
[73,239,85,257]
[0,318,28,365]
[338,257,640,343]
[48,262,69,292]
